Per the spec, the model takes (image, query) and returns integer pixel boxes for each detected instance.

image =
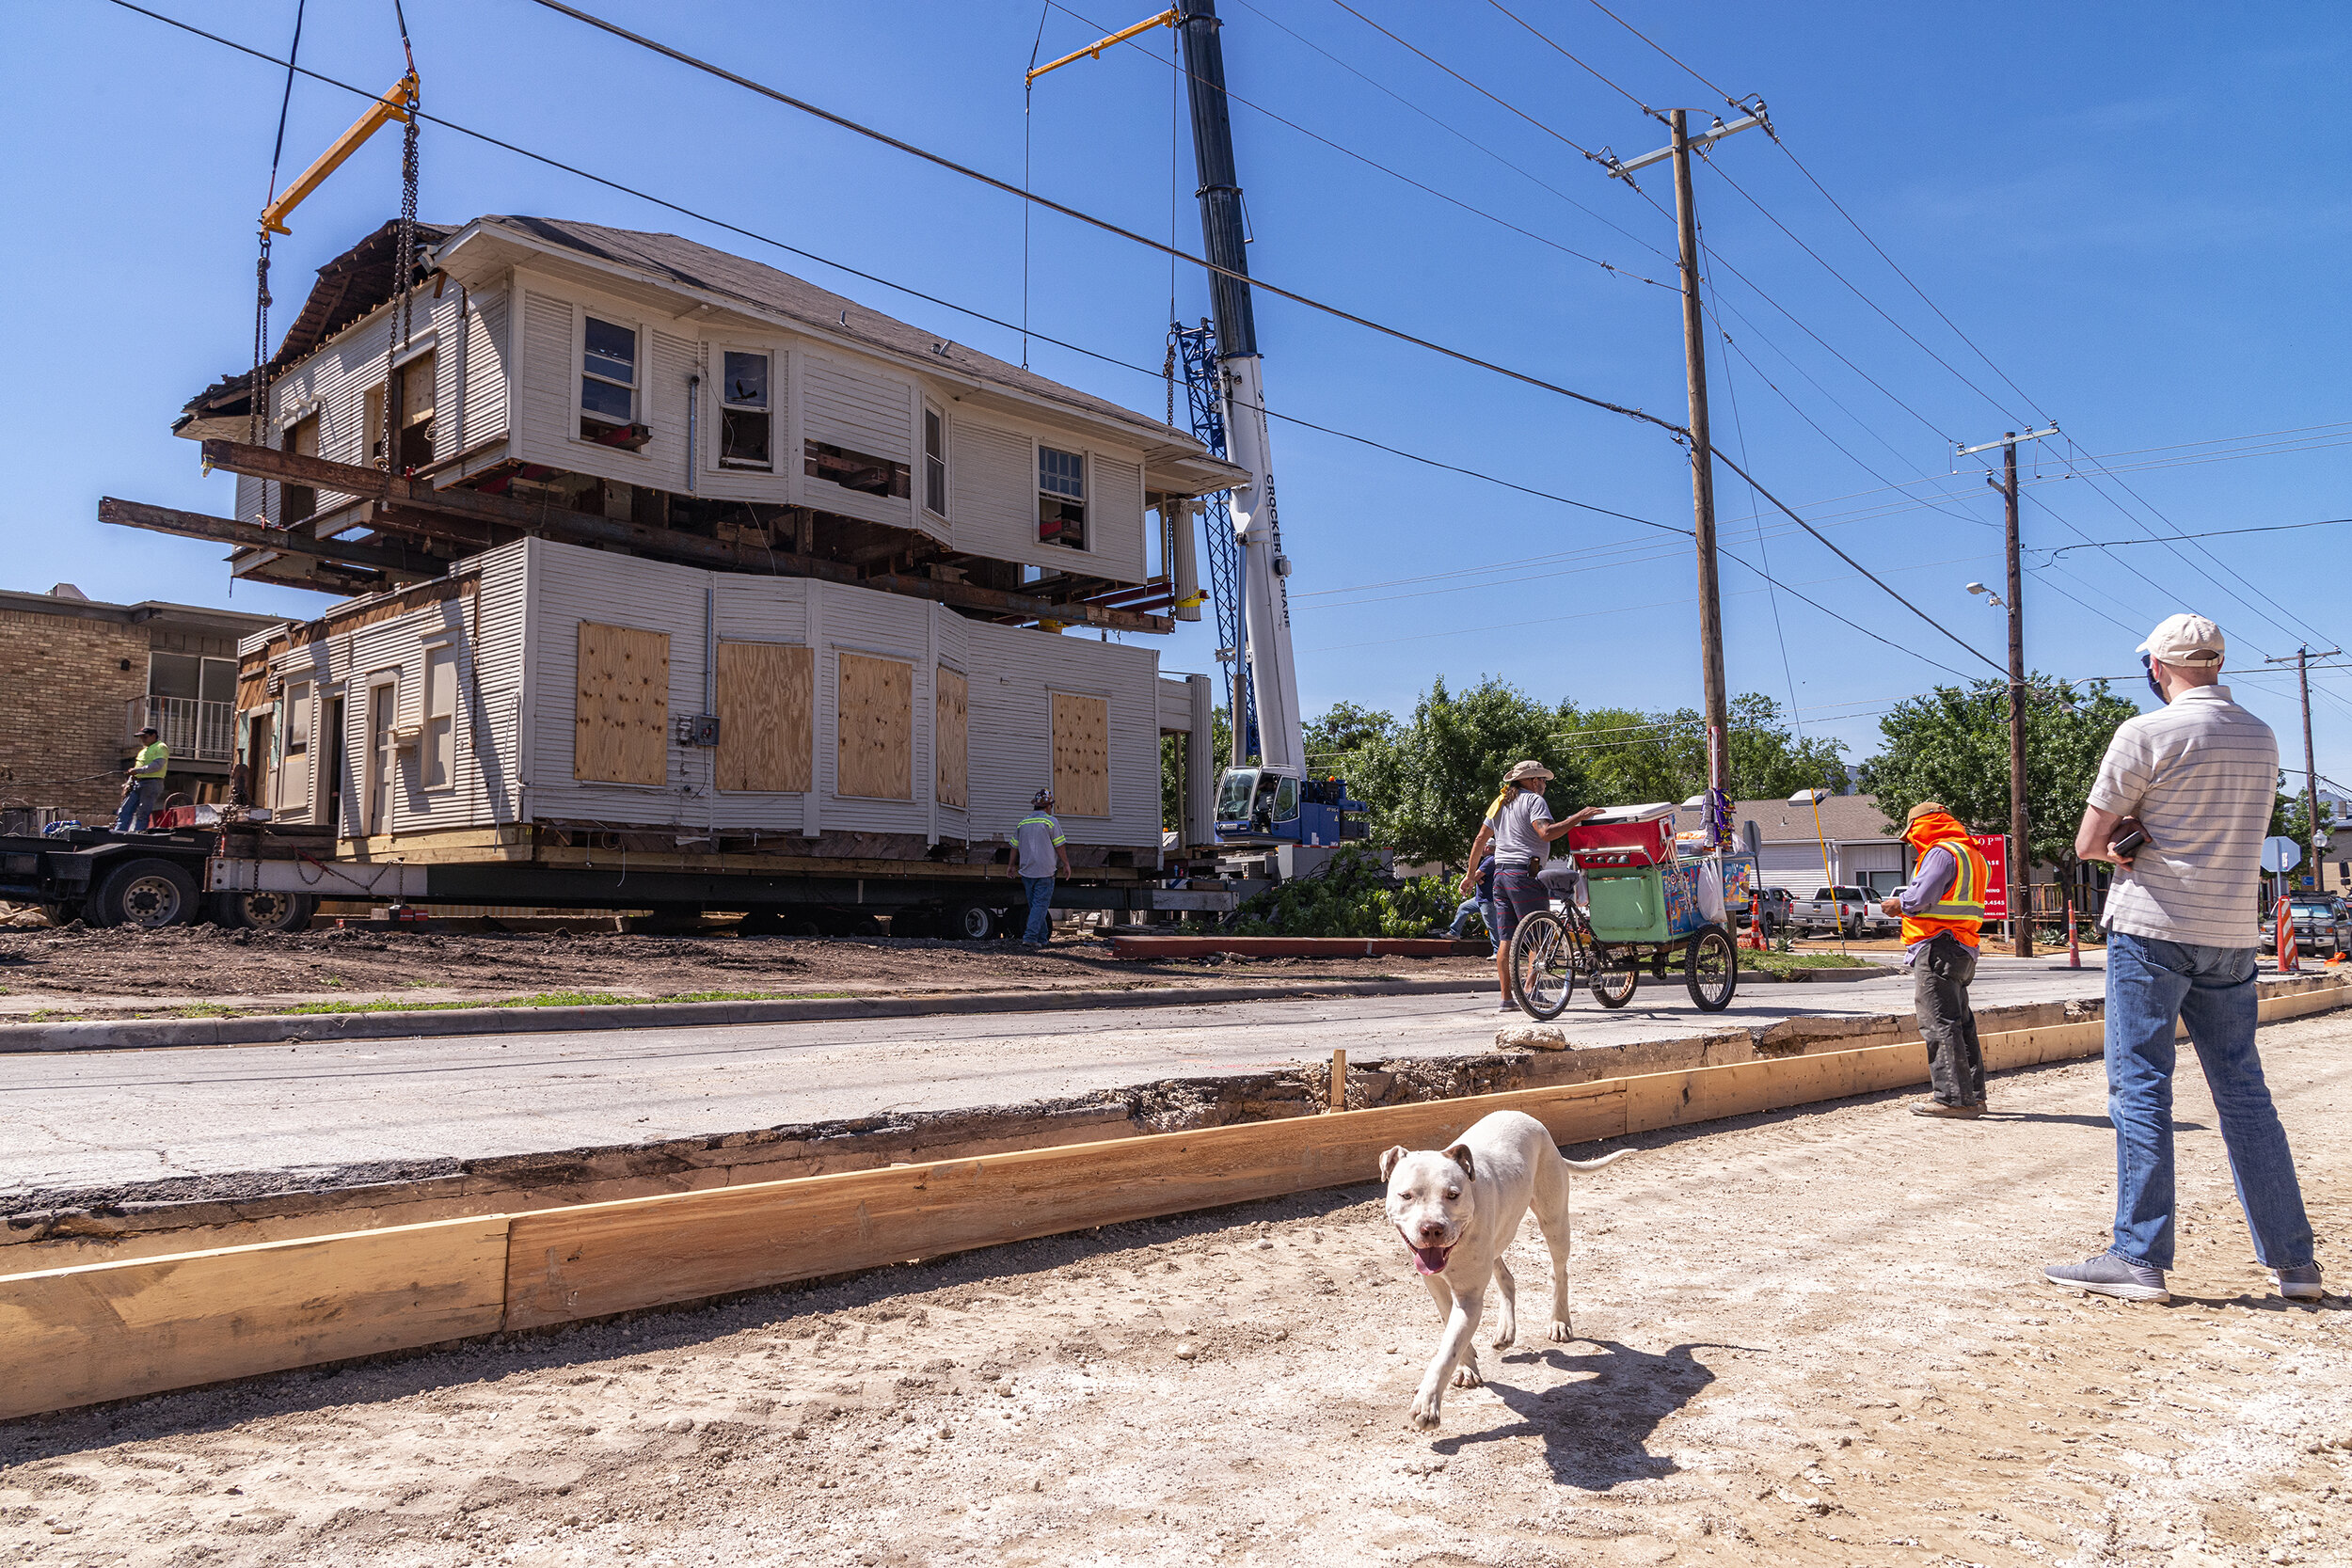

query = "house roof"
[0,585,283,635]
[181,215,1235,477]
[1672,792,1900,845]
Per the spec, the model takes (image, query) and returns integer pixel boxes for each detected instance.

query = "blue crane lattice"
[1172,320,1256,766]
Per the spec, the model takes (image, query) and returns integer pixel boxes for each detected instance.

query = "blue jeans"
[2104,930,2313,1272]
[1445,895,1495,950]
[1022,877,1056,944]
[114,778,162,832]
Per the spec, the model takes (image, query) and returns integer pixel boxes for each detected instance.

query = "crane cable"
[248,0,307,451]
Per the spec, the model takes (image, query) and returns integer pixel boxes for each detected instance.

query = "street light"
[1964,581,2008,610]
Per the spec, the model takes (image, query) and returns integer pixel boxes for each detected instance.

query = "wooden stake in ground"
[1328,1048,1346,1111]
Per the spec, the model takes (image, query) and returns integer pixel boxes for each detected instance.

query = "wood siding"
[715,641,813,794]
[574,622,670,785]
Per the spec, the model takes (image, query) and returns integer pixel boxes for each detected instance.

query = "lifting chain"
[249,235,273,452]
[381,104,421,476]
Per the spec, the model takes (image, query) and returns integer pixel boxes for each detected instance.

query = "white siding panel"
[963,622,1160,850]
[458,284,510,452]
[949,420,1029,562]
[1089,451,1147,582]
[515,289,575,471]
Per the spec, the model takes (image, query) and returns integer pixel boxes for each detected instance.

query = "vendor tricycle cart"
[1508,806,1739,1017]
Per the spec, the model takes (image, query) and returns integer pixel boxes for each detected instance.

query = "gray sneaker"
[2044,1251,2169,1304]
[2273,1263,2324,1302]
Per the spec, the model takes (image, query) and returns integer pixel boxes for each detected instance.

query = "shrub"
[1230,847,1454,939]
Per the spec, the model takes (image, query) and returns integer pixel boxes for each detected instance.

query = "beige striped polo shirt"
[2089,683,2278,949]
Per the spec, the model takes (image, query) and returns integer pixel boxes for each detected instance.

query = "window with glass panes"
[720,351,771,469]
[1038,445,1086,549]
[923,406,946,515]
[580,316,637,437]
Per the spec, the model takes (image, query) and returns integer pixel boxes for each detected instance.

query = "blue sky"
[5,1,2349,789]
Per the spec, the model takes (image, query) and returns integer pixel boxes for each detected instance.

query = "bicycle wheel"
[1684,925,1739,1012]
[1591,948,1641,1008]
[1509,911,1583,1021]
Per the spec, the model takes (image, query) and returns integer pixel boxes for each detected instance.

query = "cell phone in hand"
[2108,820,2149,863]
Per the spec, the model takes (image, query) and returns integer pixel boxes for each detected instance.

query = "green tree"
[1348,675,1591,871]
[1855,675,2140,871]
[1303,700,1396,775]
[1560,692,1847,805]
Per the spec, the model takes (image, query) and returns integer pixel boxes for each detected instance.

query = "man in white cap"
[2044,614,2321,1305]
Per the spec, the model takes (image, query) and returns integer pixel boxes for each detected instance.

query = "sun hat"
[1905,800,1947,826]
[1503,760,1553,784]
[2136,612,2224,667]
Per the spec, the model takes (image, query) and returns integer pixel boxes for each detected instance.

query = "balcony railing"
[126,696,235,765]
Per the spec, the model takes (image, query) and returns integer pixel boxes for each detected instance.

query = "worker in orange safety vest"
[1881,801,1991,1118]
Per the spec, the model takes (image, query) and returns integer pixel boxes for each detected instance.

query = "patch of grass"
[1743,950,1878,974]
[26,1008,81,1023]
[175,1002,235,1018]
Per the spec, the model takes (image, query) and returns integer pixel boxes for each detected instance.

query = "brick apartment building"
[0,584,282,826]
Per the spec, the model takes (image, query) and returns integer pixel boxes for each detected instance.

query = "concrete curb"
[0,976,1497,1054]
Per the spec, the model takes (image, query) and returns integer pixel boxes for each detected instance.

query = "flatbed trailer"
[0,822,1236,937]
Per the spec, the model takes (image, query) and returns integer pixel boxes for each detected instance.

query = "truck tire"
[213,889,317,932]
[951,903,1000,941]
[89,858,198,930]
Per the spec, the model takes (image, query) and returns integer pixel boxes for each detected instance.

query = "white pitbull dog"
[1379,1109,1633,1428]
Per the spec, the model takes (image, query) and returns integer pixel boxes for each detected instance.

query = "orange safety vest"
[1900,815,1988,949]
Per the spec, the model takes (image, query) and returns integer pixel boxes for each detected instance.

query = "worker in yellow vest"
[1882,800,1991,1118]
[116,725,170,833]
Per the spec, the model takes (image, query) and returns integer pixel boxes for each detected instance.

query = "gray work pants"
[1915,931,1985,1106]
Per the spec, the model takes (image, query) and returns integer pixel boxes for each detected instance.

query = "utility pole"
[2265,645,2342,893]
[1605,105,1769,847]
[1958,423,2057,955]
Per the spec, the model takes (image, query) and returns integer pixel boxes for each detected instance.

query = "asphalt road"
[0,956,2110,1204]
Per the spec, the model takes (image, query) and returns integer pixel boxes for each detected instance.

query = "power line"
[1321,0,1600,158]
[1579,0,1741,108]
[519,0,1679,432]
[1224,0,1671,262]
[1044,1,1666,286]
[2044,516,2352,559]
[1481,0,1651,114]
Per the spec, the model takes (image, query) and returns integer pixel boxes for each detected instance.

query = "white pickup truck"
[1789,885,1876,938]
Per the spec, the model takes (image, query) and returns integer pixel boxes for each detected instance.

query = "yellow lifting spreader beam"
[260,71,421,236]
[1025,8,1174,83]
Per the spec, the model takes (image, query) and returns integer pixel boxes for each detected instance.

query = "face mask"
[2142,654,2165,701]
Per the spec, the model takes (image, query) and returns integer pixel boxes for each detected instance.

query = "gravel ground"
[0,923,1486,1019]
[5,1015,2347,1567]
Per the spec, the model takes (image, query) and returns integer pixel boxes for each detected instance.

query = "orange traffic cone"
[1747,895,1767,951]
[2066,900,2081,970]
[2277,897,2298,974]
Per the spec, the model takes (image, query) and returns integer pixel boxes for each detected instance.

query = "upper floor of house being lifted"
[166,215,1238,632]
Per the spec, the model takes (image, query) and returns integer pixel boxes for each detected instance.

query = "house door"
[246,712,272,809]
[323,695,345,834]
[368,683,397,835]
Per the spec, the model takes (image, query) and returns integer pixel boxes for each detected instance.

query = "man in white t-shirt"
[1014,788,1072,946]
[2043,614,2319,1306]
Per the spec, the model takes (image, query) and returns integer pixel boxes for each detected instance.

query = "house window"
[281,681,312,810]
[923,406,947,516]
[718,351,772,469]
[281,413,319,523]
[421,646,458,790]
[1039,445,1086,549]
[580,316,638,439]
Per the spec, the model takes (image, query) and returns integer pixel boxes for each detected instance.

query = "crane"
[1032,0,1366,865]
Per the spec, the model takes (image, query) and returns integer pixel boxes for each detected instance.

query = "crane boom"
[260,71,420,236]
[1174,0,1302,776]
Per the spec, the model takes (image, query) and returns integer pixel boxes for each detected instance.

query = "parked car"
[1790,886,1873,938]
[1728,884,1796,936]
[2281,895,2352,957]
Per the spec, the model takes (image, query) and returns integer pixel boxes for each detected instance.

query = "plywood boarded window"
[1052,692,1110,817]
[935,665,968,809]
[836,652,913,800]
[575,622,670,785]
[715,641,813,793]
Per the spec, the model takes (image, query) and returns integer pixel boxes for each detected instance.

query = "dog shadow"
[1433,1338,1728,1490]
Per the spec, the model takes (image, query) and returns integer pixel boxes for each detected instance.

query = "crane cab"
[1214,765,1369,849]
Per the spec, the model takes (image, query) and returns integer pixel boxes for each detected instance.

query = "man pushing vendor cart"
[1507,801,1744,1018]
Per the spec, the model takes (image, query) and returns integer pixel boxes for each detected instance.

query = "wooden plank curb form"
[5,976,2344,1421]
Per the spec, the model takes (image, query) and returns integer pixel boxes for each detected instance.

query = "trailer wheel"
[213,889,317,933]
[89,858,198,930]
[952,904,1000,941]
